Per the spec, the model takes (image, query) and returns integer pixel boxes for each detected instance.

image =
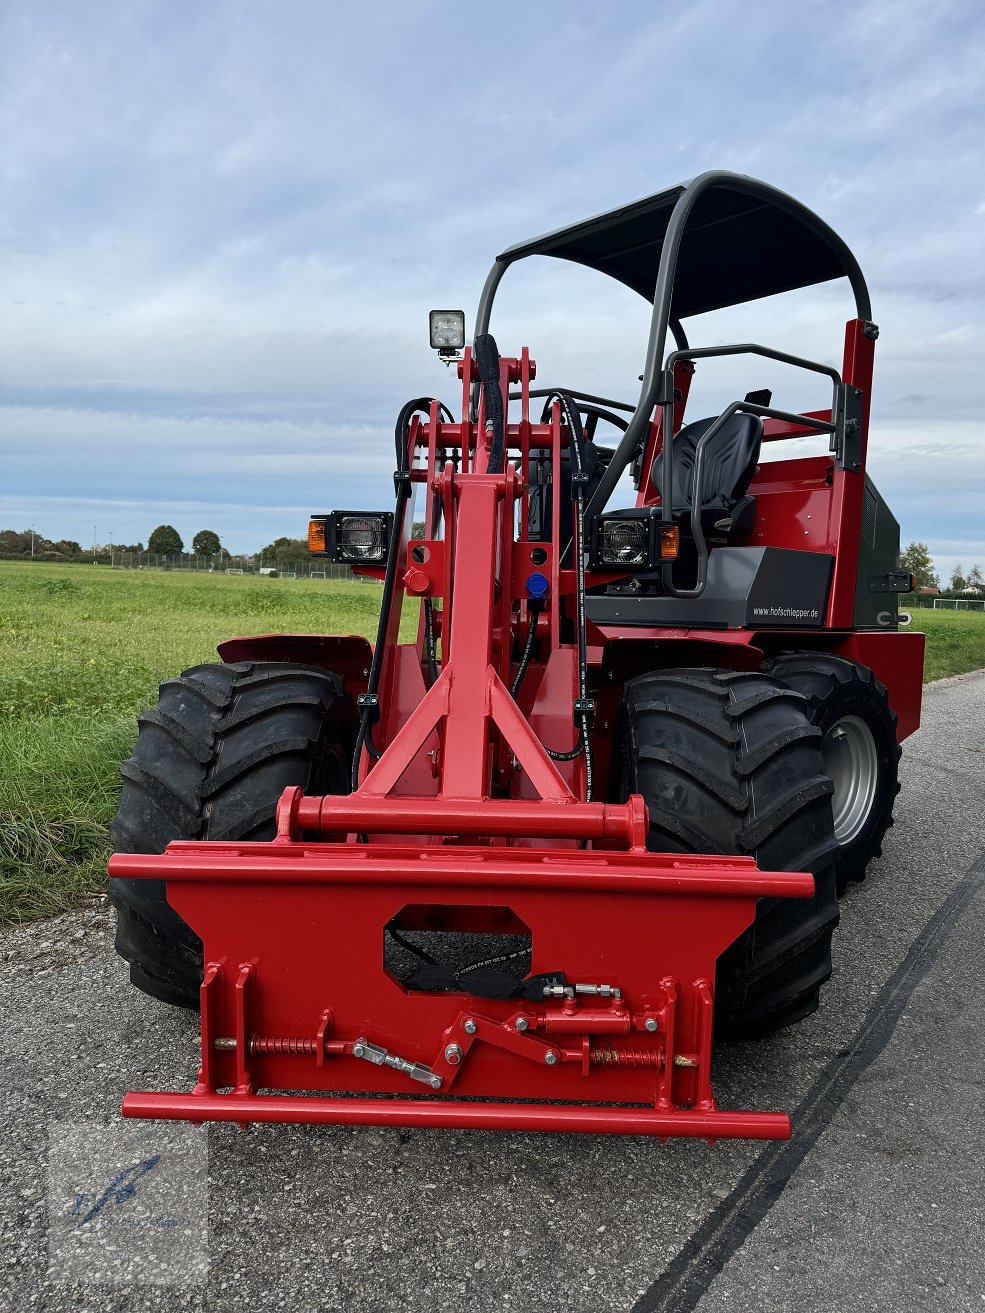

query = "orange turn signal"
[307,518,327,554]
[658,524,680,559]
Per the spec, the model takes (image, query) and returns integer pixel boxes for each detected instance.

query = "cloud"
[2,0,983,561]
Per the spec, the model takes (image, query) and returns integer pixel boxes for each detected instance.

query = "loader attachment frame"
[108,343,814,1140]
[116,839,810,1140]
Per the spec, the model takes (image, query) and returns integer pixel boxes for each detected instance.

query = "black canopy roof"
[495,172,870,320]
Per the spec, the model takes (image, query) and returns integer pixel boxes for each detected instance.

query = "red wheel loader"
[108,172,924,1141]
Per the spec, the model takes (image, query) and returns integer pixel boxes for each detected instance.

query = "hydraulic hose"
[351,397,452,790]
[474,333,505,474]
[510,604,541,700]
[423,597,440,687]
[535,392,595,800]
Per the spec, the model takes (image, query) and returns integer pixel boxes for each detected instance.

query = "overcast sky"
[2,0,983,580]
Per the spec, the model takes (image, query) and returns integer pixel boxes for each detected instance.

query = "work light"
[590,508,679,571]
[308,512,393,564]
[429,310,466,357]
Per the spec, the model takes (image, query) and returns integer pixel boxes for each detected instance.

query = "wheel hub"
[822,715,879,845]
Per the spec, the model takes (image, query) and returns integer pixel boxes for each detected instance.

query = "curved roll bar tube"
[473,170,872,545]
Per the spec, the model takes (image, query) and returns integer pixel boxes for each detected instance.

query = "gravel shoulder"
[2,671,983,1313]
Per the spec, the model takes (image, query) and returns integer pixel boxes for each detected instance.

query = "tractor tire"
[764,654,900,895]
[618,669,840,1039]
[108,661,355,1009]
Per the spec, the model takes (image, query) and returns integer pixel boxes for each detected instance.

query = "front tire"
[618,669,840,1038]
[109,661,355,1008]
[764,654,900,894]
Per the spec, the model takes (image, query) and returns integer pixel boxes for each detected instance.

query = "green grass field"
[1,560,983,924]
[0,562,402,923]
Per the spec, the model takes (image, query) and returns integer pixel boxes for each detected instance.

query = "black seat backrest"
[670,414,763,513]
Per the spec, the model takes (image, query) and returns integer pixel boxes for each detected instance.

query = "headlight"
[309,512,393,564]
[590,509,678,571]
[601,519,648,566]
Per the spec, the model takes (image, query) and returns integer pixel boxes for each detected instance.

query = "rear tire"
[764,654,900,894]
[109,661,355,1008]
[618,669,840,1038]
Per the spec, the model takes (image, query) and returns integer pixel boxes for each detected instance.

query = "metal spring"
[590,1047,662,1068]
[249,1035,317,1057]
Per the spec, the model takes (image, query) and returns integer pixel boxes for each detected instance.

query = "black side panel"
[853,475,902,630]
[745,548,833,627]
[585,546,834,630]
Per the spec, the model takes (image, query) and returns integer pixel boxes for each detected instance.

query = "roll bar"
[473,171,871,523]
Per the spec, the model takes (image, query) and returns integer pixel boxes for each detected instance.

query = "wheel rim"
[821,714,879,846]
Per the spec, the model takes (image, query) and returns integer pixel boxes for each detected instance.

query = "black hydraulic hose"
[391,396,453,470]
[423,598,440,687]
[351,397,449,790]
[535,391,594,800]
[510,607,540,700]
[352,473,409,781]
[511,387,635,414]
[474,333,505,474]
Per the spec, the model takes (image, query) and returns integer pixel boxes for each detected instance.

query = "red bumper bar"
[122,1092,791,1140]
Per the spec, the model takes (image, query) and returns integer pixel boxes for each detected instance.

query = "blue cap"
[526,571,549,601]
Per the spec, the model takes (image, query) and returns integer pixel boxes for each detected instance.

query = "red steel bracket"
[111,840,812,1141]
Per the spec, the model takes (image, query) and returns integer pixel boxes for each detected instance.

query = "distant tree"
[52,539,82,557]
[258,536,311,567]
[898,542,938,590]
[412,521,426,539]
[2,529,30,553]
[148,524,184,554]
[192,529,222,557]
[967,563,984,589]
[0,529,28,554]
[949,564,966,592]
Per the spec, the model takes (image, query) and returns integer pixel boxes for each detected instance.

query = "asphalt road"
[2,669,984,1313]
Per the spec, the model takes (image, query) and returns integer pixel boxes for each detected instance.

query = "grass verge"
[908,609,985,681]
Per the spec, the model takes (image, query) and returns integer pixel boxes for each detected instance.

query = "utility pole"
[93,525,97,564]
[30,525,35,558]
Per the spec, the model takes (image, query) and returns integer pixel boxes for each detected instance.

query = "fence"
[933,598,985,612]
[110,552,357,580]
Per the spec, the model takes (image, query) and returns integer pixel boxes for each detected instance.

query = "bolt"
[444,1044,463,1066]
[463,1019,477,1035]
[544,1050,559,1066]
[352,1042,365,1058]
[429,1075,443,1090]
[644,1018,658,1033]
[515,1016,529,1032]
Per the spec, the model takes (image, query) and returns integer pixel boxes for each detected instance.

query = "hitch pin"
[542,983,622,1001]
[351,1037,443,1090]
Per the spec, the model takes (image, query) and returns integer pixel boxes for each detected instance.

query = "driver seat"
[664,412,764,538]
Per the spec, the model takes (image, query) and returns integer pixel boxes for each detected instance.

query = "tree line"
[898,542,983,593]
[1,524,321,565]
[0,525,227,560]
